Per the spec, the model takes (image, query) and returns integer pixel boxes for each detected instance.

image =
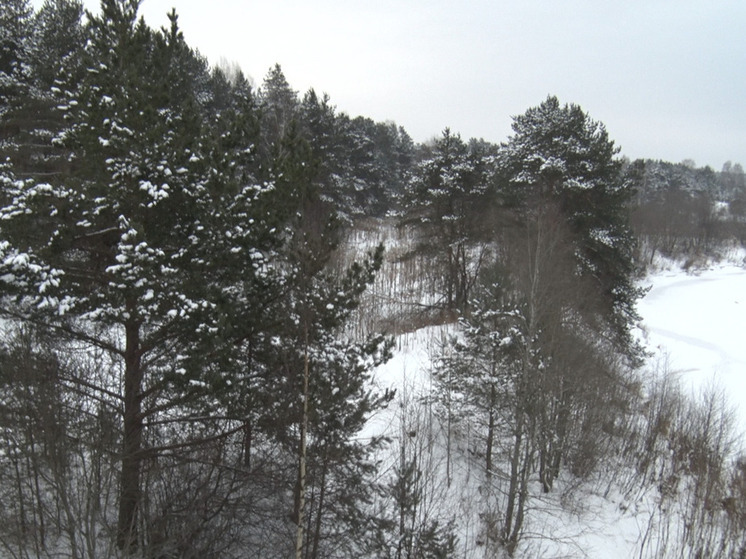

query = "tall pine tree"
[0,1,288,551]
[497,96,642,360]
[403,128,492,312]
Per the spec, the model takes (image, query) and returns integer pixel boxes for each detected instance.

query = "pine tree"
[497,96,642,360]
[240,127,394,557]
[0,2,288,551]
[298,88,351,211]
[0,0,33,120]
[403,128,492,312]
[30,0,85,90]
[0,0,37,176]
[258,63,300,169]
[4,0,84,187]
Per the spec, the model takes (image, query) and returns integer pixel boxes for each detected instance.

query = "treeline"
[628,159,746,264]
[1,0,745,558]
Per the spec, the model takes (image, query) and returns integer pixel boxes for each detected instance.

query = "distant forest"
[1,1,745,558]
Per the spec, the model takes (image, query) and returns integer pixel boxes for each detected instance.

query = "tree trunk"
[503,421,522,542]
[486,384,496,479]
[117,318,143,553]
[294,327,310,559]
[310,449,329,559]
[455,242,469,311]
[539,434,552,493]
[507,437,532,556]
[446,366,452,487]
[242,420,252,469]
[550,404,570,484]
[446,245,455,310]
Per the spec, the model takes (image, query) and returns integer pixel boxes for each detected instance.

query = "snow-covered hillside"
[366,255,746,558]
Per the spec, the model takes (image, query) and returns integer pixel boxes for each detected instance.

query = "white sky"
[35,0,746,169]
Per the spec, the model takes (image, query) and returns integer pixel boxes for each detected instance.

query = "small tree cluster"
[627,158,746,266]
[401,129,496,314]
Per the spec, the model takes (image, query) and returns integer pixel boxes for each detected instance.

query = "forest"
[1,0,746,557]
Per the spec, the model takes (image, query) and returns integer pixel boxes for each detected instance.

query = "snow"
[520,258,746,557]
[358,256,746,558]
[362,326,444,442]
[637,261,746,439]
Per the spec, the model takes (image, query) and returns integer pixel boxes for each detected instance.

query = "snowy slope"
[637,261,746,439]
[363,255,746,558]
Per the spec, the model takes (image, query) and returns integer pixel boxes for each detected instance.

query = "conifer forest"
[1,1,746,557]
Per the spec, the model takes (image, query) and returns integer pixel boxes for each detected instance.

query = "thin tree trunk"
[539,435,551,493]
[397,393,408,559]
[446,246,455,309]
[503,420,523,542]
[295,327,310,559]
[244,339,254,469]
[446,363,452,487]
[11,448,27,556]
[549,404,570,485]
[507,437,532,555]
[242,421,252,469]
[310,449,329,559]
[117,317,143,553]
[28,435,46,552]
[456,242,468,310]
[486,383,496,479]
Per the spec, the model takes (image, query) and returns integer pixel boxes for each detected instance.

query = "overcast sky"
[37,0,746,169]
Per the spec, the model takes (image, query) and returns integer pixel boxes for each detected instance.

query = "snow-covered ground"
[637,260,746,440]
[363,255,746,558]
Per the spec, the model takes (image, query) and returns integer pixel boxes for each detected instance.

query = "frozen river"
[637,263,746,438]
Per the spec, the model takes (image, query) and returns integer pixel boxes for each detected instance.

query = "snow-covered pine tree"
[30,0,85,90]
[239,126,394,558]
[0,0,33,120]
[497,95,643,361]
[0,1,287,551]
[298,88,354,213]
[257,63,300,169]
[0,0,40,177]
[292,90,415,217]
[5,0,84,190]
[402,128,493,313]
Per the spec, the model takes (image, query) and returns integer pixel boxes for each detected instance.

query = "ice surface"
[637,263,746,439]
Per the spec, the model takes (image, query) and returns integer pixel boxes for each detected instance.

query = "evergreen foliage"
[0,2,392,555]
[1,3,744,556]
[626,158,743,262]
[497,95,643,361]
[402,128,494,312]
[0,0,33,119]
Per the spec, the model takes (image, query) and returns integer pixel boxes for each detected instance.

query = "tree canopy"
[498,95,642,360]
